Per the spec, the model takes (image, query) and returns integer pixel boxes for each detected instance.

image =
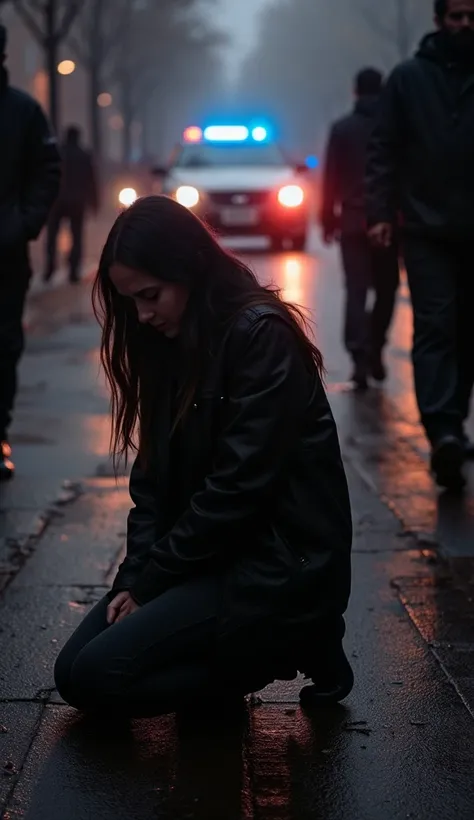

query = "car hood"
[166,166,300,192]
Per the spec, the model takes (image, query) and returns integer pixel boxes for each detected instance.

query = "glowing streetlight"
[109,114,124,131]
[57,60,76,76]
[97,92,112,108]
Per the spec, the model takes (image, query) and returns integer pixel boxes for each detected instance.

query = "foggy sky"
[216,0,271,81]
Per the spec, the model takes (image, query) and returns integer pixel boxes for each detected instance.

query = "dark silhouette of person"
[366,0,474,490]
[45,125,99,284]
[0,23,60,481]
[321,67,399,390]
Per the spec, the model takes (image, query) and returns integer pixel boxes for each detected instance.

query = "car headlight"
[278,185,304,208]
[176,186,200,208]
[118,187,138,208]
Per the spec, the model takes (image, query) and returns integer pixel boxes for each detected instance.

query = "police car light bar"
[183,126,203,143]
[183,124,270,144]
[203,125,249,142]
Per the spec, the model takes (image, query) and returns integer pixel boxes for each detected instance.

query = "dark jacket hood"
[354,95,379,118]
[417,30,474,68]
[417,31,446,63]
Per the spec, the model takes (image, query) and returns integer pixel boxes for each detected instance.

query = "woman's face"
[109,263,189,339]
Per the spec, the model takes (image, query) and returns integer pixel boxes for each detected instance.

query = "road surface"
[0,227,473,819]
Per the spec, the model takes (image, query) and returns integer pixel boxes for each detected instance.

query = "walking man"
[321,68,399,390]
[367,0,474,490]
[44,126,98,284]
[0,24,60,480]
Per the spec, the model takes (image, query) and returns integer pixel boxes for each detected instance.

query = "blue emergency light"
[184,123,271,144]
[305,154,319,169]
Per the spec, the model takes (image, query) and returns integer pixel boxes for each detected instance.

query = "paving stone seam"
[390,582,474,723]
[0,483,84,601]
[0,701,45,816]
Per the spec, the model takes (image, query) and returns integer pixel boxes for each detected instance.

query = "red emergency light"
[183,126,203,143]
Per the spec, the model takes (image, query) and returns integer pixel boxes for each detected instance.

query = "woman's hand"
[106,591,141,625]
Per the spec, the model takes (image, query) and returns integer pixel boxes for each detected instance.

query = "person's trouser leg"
[45,206,62,280]
[371,244,400,354]
[54,577,222,717]
[340,234,371,368]
[456,244,474,429]
[68,206,85,282]
[403,236,461,445]
[0,247,31,441]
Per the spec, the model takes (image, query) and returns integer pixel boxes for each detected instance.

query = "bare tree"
[68,0,130,163]
[354,0,431,61]
[9,0,82,131]
[68,0,222,164]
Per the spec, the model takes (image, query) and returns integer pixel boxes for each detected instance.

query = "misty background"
[0,0,434,163]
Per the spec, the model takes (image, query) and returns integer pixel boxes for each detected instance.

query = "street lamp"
[97,92,112,108]
[57,60,75,76]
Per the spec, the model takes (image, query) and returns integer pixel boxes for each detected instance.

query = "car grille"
[207,191,271,206]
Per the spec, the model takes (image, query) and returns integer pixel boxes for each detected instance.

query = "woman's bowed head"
[92,195,324,470]
[53,195,352,719]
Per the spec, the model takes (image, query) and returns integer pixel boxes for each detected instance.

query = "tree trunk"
[89,0,105,164]
[45,0,59,133]
[120,1,133,166]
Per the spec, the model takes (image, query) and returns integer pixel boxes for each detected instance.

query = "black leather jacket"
[112,306,352,636]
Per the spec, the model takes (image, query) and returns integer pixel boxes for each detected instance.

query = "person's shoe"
[0,441,14,481]
[299,646,354,708]
[351,361,368,392]
[370,350,387,383]
[431,435,466,491]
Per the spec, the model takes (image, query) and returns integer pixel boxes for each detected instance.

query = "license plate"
[220,206,259,227]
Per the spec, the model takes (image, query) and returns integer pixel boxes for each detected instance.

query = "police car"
[151,124,311,251]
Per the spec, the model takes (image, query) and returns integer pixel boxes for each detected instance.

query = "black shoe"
[69,271,81,284]
[431,435,465,491]
[370,350,387,383]
[0,441,14,481]
[351,362,368,392]
[299,647,354,708]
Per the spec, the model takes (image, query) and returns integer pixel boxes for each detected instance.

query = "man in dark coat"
[366,0,474,491]
[321,68,400,390]
[44,125,99,284]
[0,24,61,481]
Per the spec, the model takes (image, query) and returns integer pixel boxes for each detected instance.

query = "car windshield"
[174,143,286,169]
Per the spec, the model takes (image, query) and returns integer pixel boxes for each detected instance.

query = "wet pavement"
[1,229,474,819]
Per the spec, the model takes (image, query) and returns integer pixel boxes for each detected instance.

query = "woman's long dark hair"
[92,195,324,471]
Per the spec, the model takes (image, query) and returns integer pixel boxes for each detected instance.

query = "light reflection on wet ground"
[3,233,474,819]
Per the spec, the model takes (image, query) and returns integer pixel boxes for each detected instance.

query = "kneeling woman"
[54,196,353,718]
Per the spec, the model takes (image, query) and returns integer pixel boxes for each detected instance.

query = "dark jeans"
[404,236,474,445]
[340,234,400,364]
[46,202,85,280]
[0,246,31,440]
[54,576,281,718]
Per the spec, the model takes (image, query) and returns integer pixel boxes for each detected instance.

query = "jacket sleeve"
[21,103,61,240]
[130,316,311,605]
[366,68,403,227]
[111,456,161,592]
[320,124,341,235]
